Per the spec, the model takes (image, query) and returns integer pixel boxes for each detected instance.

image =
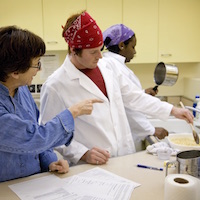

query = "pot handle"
[153,85,158,91]
[165,161,177,176]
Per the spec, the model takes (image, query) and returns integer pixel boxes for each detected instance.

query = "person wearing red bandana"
[40,11,193,166]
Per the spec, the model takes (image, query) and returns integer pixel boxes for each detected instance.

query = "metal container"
[166,150,200,179]
[153,62,179,91]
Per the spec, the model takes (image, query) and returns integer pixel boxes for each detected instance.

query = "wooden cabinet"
[123,0,159,63]
[43,0,122,50]
[42,0,86,50]
[123,0,200,63]
[86,0,122,32]
[0,0,43,38]
[1,0,200,60]
[159,0,200,63]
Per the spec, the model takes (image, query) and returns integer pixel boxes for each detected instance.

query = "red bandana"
[63,12,103,49]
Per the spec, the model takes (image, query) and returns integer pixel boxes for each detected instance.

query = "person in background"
[0,26,101,182]
[102,24,168,151]
[39,11,193,166]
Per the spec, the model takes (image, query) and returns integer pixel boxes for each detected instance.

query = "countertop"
[0,151,176,200]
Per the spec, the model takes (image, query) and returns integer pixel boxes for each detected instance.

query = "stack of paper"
[9,167,140,200]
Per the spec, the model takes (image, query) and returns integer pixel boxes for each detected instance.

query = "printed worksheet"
[9,168,140,200]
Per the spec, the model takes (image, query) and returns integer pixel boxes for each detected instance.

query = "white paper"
[9,168,141,200]
[9,175,70,200]
[63,176,133,200]
[76,167,139,184]
[40,54,59,80]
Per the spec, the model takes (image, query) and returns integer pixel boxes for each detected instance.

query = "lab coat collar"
[103,51,126,64]
[63,55,112,102]
[98,58,114,102]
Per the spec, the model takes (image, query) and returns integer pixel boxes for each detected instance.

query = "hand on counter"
[81,147,110,165]
[49,159,69,173]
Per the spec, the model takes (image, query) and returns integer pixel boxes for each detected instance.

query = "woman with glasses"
[0,26,102,182]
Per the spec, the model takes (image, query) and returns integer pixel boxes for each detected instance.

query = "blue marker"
[137,164,163,171]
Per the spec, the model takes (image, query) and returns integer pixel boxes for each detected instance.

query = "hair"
[103,35,135,53]
[62,10,86,55]
[0,26,46,82]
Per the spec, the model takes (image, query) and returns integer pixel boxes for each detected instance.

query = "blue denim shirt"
[0,84,74,182]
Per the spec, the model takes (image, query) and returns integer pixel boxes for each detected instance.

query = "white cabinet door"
[0,0,43,38]
[43,0,86,50]
[123,0,159,63]
[159,0,200,62]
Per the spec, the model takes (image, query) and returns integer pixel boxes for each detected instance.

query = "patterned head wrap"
[63,12,103,49]
[103,24,135,48]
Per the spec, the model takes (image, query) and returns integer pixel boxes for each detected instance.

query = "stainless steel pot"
[166,150,200,179]
[153,62,179,91]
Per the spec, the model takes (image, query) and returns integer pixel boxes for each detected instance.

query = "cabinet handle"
[47,41,58,44]
[161,54,172,57]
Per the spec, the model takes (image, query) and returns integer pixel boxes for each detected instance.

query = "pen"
[137,164,163,171]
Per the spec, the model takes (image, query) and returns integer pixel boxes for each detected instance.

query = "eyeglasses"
[31,61,41,70]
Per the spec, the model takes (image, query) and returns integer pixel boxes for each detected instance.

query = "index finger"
[90,99,104,104]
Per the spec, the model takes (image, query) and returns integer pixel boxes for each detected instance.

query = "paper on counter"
[63,167,141,200]
[9,168,140,200]
[9,174,70,200]
[75,167,138,184]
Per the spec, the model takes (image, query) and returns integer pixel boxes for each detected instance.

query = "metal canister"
[166,150,200,179]
[153,62,179,91]
[177,150,200,178]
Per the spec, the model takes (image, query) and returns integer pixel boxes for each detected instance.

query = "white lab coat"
[103,52,142,88]
[40,55,172,165]
[103,51,156,151]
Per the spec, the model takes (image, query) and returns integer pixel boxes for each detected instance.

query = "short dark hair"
[0,26,46,82]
